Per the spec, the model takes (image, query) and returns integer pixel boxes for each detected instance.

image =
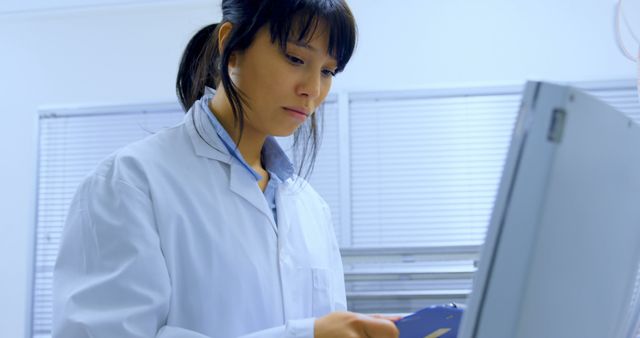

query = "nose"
[296,70,321,100]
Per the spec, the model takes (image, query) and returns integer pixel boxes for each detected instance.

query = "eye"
[285,53,304,65]
[322,69,337,78]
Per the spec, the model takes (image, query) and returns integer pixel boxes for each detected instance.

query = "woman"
[53,0,400,337]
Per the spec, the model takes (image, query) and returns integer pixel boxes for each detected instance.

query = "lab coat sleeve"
[156,318,315,338]
[53,173,209,338]
[236,318,315,338]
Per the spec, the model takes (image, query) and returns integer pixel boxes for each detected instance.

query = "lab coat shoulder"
[53,134,178,337]
[53,121,211,337]
[84,116,230,213]
[89,121,196,192]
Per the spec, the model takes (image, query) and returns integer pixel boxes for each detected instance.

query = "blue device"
[395,304,463,338]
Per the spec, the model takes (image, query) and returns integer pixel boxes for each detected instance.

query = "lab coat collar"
[185,90,296,234]
[184,93,232,164]
[229,162,278,234]
[185,93,277,231]
[189,87,295,183]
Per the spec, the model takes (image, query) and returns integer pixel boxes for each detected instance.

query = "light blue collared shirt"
[202,88,294,224]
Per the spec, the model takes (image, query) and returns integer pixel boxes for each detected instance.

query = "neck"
[209,88,266,169]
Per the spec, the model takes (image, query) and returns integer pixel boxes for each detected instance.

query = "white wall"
[0,0,636,337]
[341,0,636,91]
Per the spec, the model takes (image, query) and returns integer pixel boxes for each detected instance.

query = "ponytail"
[175,23,220,112]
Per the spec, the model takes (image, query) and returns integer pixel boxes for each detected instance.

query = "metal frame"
[25,110,42,338]
[38,101,182,119]
[337,91,353,247]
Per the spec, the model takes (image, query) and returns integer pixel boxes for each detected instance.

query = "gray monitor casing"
[458,81,640,338]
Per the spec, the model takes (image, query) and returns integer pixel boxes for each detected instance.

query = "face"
[226,22,338,137]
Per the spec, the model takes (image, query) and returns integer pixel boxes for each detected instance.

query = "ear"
[217,21,237,67]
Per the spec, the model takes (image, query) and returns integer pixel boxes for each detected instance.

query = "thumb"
[361,315,400,338]
[369,314,403,322]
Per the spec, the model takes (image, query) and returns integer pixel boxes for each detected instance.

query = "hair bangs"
[269,0,357,73]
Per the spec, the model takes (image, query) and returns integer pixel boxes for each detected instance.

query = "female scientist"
[52,0,400,337]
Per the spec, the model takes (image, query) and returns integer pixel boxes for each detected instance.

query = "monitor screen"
[458,81,640,338]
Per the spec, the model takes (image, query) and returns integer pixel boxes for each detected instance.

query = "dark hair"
[176,0,357,178]
[176,23,218,112]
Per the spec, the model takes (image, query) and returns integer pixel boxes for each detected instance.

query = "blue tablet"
[395,304,463,338]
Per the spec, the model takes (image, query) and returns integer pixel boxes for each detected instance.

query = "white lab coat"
[52,94,346,338]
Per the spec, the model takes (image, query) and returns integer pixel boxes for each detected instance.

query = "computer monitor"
[458,81,640,338]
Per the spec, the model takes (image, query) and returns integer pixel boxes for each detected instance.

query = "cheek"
[235,53,284,93]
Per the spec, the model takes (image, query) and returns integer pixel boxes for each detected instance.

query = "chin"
[271,127,301,137]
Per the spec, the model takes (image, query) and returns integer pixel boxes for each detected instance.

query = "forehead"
[288,15,329,43]
[288,30,328,52]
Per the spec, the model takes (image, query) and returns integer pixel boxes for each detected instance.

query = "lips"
[283,106,310,116]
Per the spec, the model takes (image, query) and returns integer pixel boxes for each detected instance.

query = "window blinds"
[339,88,522,314]
[348,92,522,248]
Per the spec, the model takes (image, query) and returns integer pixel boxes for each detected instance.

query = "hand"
[314,311,400,338]
[368,314,403,322]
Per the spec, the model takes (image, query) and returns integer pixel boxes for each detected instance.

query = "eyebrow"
[288,39,318,52]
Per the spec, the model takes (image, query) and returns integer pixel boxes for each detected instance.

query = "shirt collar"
[262,137,294,182]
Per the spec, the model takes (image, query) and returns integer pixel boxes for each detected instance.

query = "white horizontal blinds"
[33,106,184,338]
[307,98,342,243]
[349,93,521,248]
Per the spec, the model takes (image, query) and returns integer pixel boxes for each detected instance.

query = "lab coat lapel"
[276,181,314,319]
[276,180,312,258]
[275,184,291,242]
[275,180,303,241]
[187,94,277,233]
[229,162,278,234]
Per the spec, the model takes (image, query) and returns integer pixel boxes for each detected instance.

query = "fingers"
[361,315,400,338]
[315,311,400,338]
[368,314,403,322]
